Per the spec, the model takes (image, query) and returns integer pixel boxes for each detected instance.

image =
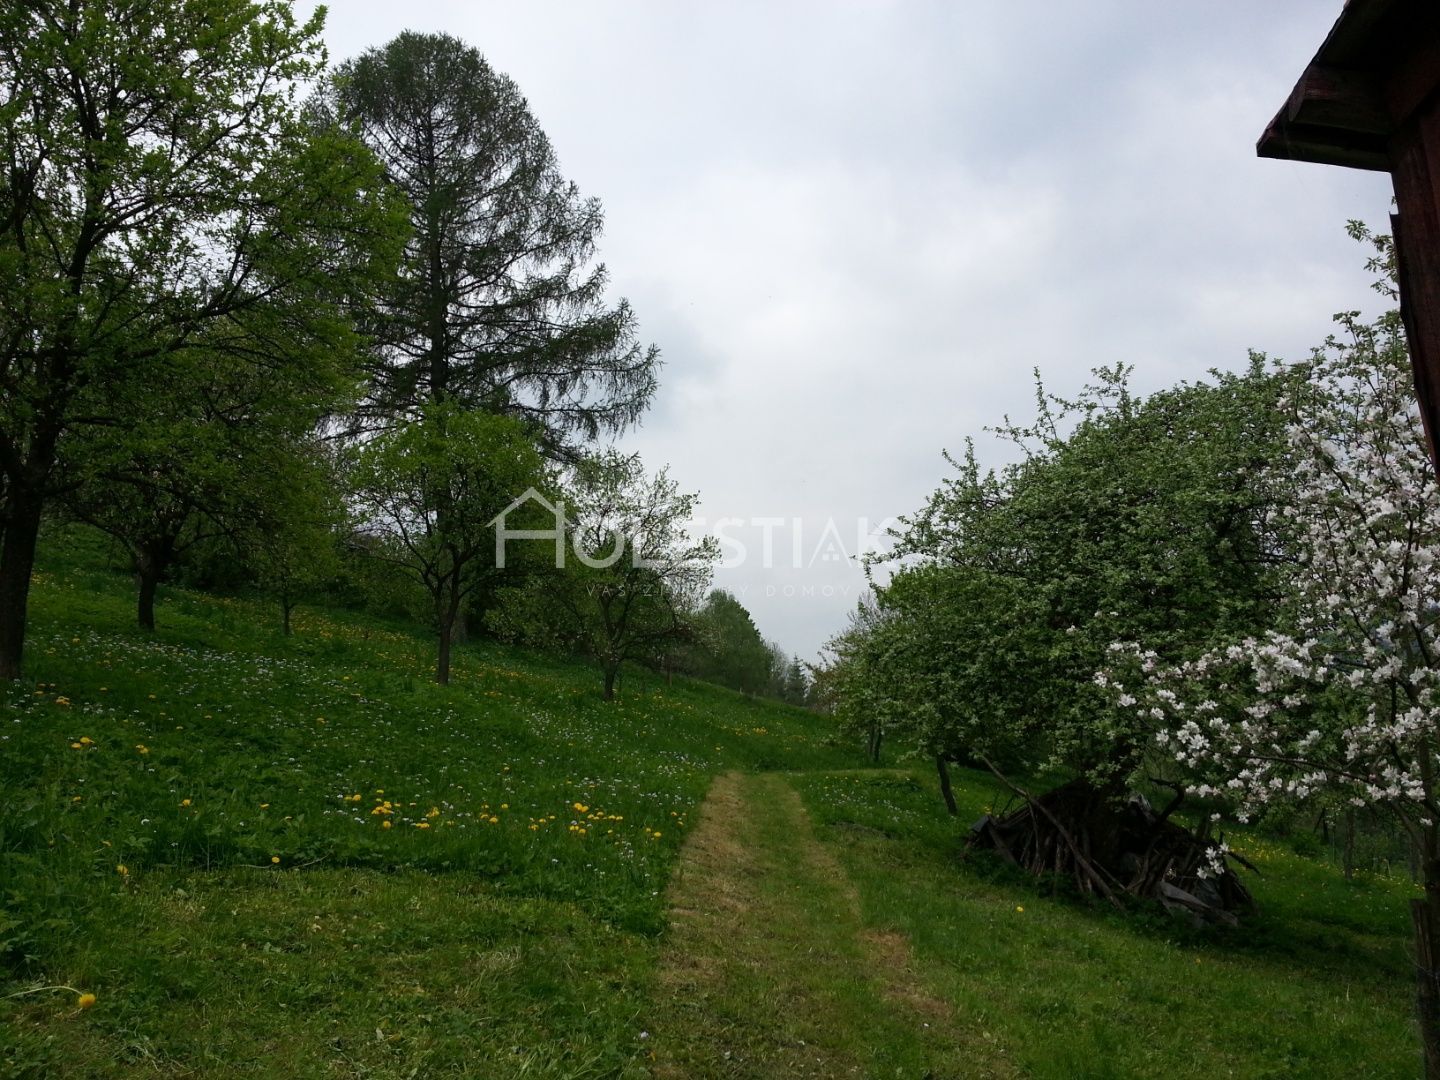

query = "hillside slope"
[0,558,854,1077]
[0,554,1426,1078]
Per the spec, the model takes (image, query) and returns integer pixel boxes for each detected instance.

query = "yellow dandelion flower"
[116,864,128,876]
[488,815,499,824]
[180,799,191,807]
[1015,906,1024,913]
[382,820,392,830]
[270,856,280,864]
[77,993,96,1009]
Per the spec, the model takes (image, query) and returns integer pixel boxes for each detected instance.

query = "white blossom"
[1099,305,1440,839]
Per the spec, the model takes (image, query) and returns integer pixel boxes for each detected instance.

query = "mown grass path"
[646,772,1011,1079]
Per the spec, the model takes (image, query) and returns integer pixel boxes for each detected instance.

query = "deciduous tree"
[496,452,716,701]
[349,404,548,685]
[1102,273,1440,1068]
[686,589,774,696]
[64,342,352,631]
[867,361,1294,787]
[0,0,403,676]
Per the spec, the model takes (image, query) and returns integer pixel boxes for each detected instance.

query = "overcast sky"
[312,0,1394,661]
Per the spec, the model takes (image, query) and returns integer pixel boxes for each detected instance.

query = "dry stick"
[978,756,1125,911]
[3,984,85,999]
[234,855,329,871]
[1148,776,1187,825]
[1227,848,1262,875]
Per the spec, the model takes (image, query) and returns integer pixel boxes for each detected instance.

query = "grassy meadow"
[0,546,1427,1078]
[792,771,1421,1078]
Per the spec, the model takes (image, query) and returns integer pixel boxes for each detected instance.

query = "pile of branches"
[968,766,1255,926]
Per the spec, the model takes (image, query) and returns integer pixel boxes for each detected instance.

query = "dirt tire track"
[645,771,1011,1079]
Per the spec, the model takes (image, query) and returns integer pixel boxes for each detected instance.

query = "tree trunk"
[603,664,618,701]
[436,610,453,685]
[936,755,958,816]
[1414,858,1440,1079]
[1343,808,1356,881]
[0,486,43,680]
[435,570,465,685]
[137,565,159,633]
[282,596,293,637]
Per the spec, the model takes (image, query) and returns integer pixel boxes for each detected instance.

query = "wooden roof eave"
[1256,0,1440,174]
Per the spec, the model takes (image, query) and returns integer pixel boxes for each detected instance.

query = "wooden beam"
[1390,96,1440,475]
[1314,0,1404,65]
[1256,114,1390,171]
[1285,65,1391,135]
[1258,64,1393,170]
[1385,32,1440,123]
[1259,0,1440,483]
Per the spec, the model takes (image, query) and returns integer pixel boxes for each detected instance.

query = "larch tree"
[323,31,659,457]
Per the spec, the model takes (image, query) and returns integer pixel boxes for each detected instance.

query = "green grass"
[790,769,1422,1079]
[0,549,1428,1077]
[646,771,1013,1078]
[1,557,855,1077]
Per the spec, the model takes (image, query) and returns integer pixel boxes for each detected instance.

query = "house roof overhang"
[1257,0,1440,172]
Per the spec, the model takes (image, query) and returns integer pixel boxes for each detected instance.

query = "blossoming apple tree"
[1102,236,1440,1068]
